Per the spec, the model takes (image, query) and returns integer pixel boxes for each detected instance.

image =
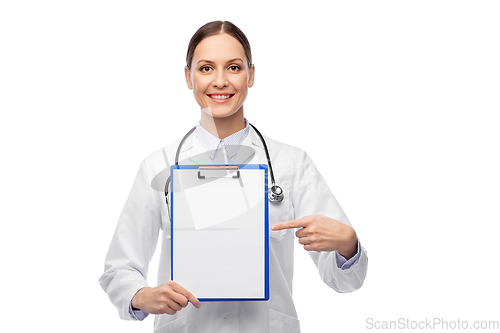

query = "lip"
[207,93,235,104]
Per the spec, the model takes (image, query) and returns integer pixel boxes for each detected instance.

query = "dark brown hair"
[186,21,252,70]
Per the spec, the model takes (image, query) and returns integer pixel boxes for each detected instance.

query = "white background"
[1,1,499,332]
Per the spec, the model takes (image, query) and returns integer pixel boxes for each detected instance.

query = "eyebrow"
[196,58,244,65]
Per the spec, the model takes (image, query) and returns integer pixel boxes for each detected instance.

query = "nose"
[212,70,228,88]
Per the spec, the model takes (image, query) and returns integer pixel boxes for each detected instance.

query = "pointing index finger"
[271,217,310,231]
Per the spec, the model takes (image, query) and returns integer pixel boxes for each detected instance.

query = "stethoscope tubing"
[165,123,283,220]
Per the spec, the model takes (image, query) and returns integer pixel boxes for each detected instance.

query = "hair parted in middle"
[186,21,252,70]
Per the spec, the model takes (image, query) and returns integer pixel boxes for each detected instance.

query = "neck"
[200,107,246,139]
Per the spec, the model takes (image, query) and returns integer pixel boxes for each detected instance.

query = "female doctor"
[99,21,368,333]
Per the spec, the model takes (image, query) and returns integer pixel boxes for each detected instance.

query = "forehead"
[193,33,247,64]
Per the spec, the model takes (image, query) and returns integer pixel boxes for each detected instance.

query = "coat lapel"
[243,125,270,165]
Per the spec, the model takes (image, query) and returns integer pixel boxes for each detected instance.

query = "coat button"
[224,313,234,322]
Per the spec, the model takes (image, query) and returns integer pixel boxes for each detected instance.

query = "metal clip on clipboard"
[198,166,240,179]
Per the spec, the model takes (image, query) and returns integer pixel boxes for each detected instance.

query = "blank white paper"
[171,166,267,300]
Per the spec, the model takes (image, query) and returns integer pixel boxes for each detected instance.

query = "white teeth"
[209,94,232,99]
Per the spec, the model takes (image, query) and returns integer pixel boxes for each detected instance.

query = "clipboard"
[170,164,269,301]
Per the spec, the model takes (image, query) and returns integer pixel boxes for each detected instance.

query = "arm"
[98,160,162,320]
[274,151,368,292]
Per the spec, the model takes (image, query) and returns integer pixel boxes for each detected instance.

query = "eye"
[228,65,241,72]
[200,66,212,73]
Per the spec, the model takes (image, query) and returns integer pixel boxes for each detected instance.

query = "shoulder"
[138,136,184,170]
[262,133,310,163]
[131,136,184,192]
[258,133,320,181]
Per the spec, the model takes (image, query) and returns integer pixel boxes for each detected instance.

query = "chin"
[203,105,242,118]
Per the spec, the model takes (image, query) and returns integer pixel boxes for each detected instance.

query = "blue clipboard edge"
[169,164,269,302]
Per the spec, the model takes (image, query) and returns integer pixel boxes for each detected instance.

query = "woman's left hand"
[271,214,358,259]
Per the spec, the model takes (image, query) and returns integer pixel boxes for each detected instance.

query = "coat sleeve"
[99,159,162,320]
[290,150,368,293]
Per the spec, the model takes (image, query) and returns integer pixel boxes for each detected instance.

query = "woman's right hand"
[131,280,201,315]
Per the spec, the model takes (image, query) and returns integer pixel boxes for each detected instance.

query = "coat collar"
[176,125,270,165]
[152,125,271,192]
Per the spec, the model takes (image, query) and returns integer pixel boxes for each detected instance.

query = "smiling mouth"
[207,94,234,100]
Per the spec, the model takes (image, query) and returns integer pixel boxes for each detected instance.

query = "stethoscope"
[164,123,284,217]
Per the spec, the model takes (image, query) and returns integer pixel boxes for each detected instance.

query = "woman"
[100,21,368,333]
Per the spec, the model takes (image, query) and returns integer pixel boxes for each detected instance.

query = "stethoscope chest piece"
[268,185,284,202]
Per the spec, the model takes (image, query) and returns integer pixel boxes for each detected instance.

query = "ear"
[185,66,193,90]
[248,64,255,88]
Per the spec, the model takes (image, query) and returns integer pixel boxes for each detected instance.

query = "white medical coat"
[99,126,368,333]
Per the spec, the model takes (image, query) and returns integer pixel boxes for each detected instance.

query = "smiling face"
[185,33,255,118]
